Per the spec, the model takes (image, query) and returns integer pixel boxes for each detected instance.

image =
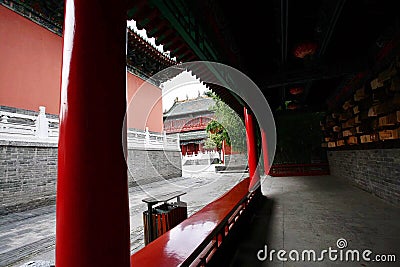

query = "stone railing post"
[176,133,180,146]
[35,106,49,138]
[1,115,8,123]
[0,114,9,130]
[163,130,167,145]
[145,127,150,144]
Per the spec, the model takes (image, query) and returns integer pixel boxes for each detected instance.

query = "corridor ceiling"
[128,0,400,113]
[7,0,399,114]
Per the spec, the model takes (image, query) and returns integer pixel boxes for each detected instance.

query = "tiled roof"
[163,97,216,117]
[178,130,208,141]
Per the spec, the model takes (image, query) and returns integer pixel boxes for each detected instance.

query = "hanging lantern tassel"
[287,101,300,110]
[289,87,304,95]
[294,42,317,59]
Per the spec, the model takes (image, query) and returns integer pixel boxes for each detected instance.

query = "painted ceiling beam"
[264,61,365,89]
[150,0,219,62]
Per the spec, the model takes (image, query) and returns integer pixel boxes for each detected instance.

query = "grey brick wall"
[127,149,182,187]
[0,141,58,215]
[224,153,248,168]
[0,141,182,215]
[328,149,400,206]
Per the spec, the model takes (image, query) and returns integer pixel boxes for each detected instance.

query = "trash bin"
[142,191,187,245]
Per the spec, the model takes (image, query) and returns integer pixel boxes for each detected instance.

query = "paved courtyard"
[214,175,400,266]
[0,165,246,267]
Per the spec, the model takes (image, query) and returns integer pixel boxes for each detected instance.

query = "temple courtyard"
[0,165,247,267]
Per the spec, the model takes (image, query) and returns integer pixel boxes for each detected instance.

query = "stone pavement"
[213,175,400,267]
[0,165,247,267]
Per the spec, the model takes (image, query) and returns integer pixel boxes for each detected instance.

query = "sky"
[127,19,209,113]
[161,71,209,112]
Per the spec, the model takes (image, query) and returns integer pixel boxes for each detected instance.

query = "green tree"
[203,132,220,150]
[204,92,246,152]
[205,122,227,150]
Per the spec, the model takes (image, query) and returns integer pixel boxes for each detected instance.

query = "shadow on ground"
[208,195,277,267]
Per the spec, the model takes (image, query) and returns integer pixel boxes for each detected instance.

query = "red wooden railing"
[131,178,254,267]
[269,163,330,177]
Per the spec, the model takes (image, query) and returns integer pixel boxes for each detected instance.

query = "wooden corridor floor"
[209,175,400,267]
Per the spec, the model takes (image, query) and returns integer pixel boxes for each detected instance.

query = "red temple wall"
[0,6,163,132]
[126,73,163,132]
[0,5,62,115]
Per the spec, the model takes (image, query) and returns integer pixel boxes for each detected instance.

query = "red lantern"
[287,102,300,110]
[294,42,317,58]
[289,87,304,95]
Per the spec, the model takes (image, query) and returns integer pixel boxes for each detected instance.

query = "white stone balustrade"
[0,106,58,143]
[0,106,180,151]
[181,150,220,165]
[127,128,180,151]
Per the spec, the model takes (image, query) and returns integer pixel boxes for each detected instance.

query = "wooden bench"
[131,177,253,267]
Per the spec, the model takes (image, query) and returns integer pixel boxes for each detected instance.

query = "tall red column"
[244,107,260,191]
[261,129,270,175]
[56,0,130,266]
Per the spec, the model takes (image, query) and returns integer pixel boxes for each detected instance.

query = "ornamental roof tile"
[163,97,216,118]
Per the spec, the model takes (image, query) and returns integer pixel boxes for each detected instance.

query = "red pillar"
[56,0,130,266]
[261,129,270,175]
[221,139,225,163]
[244,107,260,191]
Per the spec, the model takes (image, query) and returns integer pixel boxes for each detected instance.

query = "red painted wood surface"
[131,178,250,267]
[269,163,330,177]
[244,107,260,191]
[261,129,270,175]
[56,0,130,266]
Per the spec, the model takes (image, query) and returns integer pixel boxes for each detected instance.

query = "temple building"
[1,0,400,266]
[163,96,216,155]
